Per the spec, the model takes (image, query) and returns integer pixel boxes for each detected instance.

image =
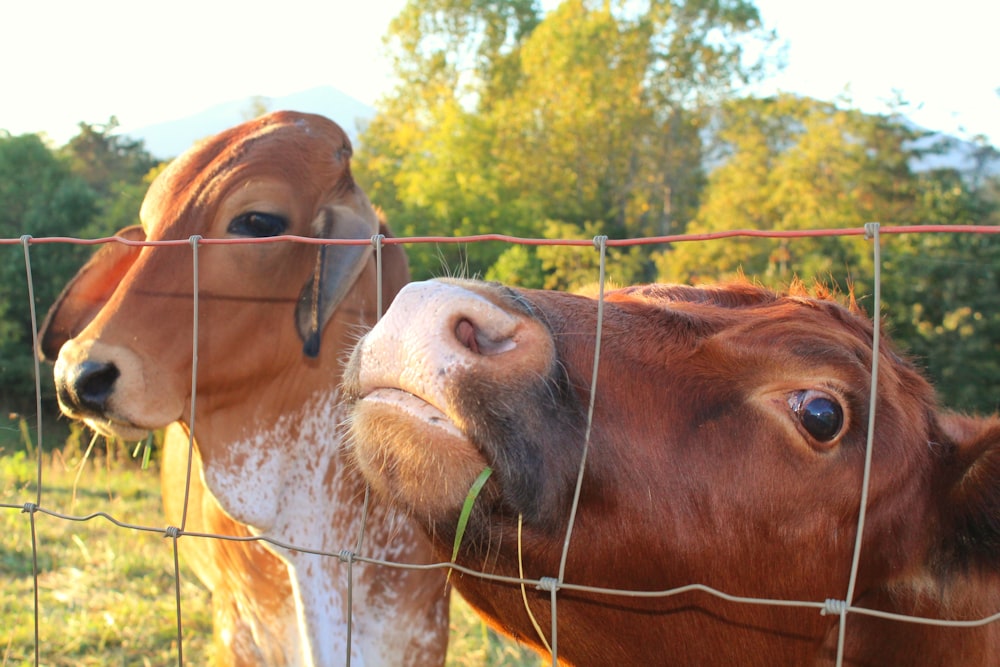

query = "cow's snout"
[56,359,120,415]
[345,279,562,521]
[51,339,184,440]
[351,279,552,404]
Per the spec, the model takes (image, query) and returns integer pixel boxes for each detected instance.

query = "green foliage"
[883,227,1000,414]
[486,244,547,287]
[654,94,1000,413]
[0,134,98,410]
[60,118,159,237]
[358,0,775,281]
[358,1,999,413]
[0,125,158,415]
[533,220,649,290]
[656,95,919,290]
[448,594,545,666]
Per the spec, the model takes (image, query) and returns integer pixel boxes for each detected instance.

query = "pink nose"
[352,279,553,407]
[359,281,523,395]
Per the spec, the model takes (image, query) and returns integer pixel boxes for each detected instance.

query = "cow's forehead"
[139,112,351,237]
[598,281,879,359]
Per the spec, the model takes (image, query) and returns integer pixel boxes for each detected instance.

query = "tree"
[0,133,98,412]
[60,118,158,236]
[491,0,774,237]
[656,94,927,295]
[0,123,159,417]
[357,0,775,284]
[242,95,272,121]
[655,93,1000,413]
[61,118,156,197]
[881,170,1000,414]
[358,0,543,279]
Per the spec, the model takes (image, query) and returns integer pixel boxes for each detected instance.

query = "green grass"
[0,442,541,666]
[0,448,214,667]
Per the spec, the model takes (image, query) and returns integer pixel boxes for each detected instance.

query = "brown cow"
[343,277,1000,666]
[40,112,449,666]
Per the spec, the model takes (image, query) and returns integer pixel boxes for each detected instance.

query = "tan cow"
[40,112,449,666]
[344,277,1000,666]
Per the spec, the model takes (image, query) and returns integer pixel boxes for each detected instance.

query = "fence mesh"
[2,223,999,666]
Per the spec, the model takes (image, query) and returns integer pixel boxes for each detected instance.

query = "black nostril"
[63,361,120,414]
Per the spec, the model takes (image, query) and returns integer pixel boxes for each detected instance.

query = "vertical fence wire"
[832,223,884,666]
[352,234,387,560]
[20,237,43,509]
[20,236,42,667]
[547,234,610,665]
[5,225,1000,666]
[342,233,387,667]
[170,233,204,666]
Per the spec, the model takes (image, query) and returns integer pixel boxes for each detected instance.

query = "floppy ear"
[937,412,1000,571]
[295,205,378,358]
[37,225,145,362]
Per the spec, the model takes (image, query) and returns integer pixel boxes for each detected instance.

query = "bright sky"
[3,0,998,148]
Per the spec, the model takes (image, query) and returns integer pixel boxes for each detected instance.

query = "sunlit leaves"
[360,0,774,284]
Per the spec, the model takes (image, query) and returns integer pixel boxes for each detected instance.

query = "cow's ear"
[295,205,378,358]
[938,412,1000,569]
[37,225,145,362]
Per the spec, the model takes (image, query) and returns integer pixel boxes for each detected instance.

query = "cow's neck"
[190,388,431,665]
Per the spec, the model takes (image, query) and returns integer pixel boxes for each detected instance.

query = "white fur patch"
[200,389,446,666]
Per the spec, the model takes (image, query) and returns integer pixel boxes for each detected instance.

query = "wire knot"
[370,233,385,248]
[21,502,38,514]
[188,234,203,247]
[338,549,356,564]
[20,235,33,246]
[164,526,181,539]
[536,577,560,593]
[863,222,880,240]
[592,235,608,250]
[821,598,848,616]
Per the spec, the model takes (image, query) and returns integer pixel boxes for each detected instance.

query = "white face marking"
[199,389,447,666]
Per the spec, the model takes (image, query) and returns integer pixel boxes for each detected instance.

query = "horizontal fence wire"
[4,223,1000,249]
[3,223,999,667]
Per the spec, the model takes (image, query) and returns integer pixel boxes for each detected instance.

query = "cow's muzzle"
[55,359,121,418]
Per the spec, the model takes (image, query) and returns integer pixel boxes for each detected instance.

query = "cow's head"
[343,278,1000,663]
[41,111,406,451]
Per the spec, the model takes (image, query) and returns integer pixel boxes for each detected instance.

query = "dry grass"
[0,431,540,666]
[0,447,213,666]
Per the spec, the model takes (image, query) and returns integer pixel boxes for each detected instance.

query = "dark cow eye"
[227,211,288,237]
[788,390,844,443]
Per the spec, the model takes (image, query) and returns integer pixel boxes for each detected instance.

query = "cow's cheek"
[349,401,489,521]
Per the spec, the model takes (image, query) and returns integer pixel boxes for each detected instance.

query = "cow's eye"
[228,212,288,237]
[788,390,843,443]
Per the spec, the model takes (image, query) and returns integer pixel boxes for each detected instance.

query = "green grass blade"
[451,466,493,564]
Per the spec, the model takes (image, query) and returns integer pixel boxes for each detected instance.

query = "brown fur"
[41,112,448,666]
[345,277,1000,666]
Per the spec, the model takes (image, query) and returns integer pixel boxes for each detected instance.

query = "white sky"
[3,0,998,147]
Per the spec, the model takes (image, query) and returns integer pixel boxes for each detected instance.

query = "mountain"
[123,86,375,159]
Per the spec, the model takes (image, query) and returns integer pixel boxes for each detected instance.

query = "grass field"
[0,423,542,667]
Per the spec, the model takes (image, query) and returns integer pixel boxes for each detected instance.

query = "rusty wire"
[4,223,1000,666]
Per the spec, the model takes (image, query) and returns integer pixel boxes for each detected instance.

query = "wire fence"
[2,223,1000,666]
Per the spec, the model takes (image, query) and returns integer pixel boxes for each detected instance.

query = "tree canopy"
[357,0,776,279]
[0,122,158,414]
[0,0,996,420]
[355,0,998,413]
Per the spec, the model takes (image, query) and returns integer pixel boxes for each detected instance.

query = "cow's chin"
[80,416,154,443]
[349,388,489,522]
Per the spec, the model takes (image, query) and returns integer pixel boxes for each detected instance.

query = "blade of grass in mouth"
[449,466,494,578]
